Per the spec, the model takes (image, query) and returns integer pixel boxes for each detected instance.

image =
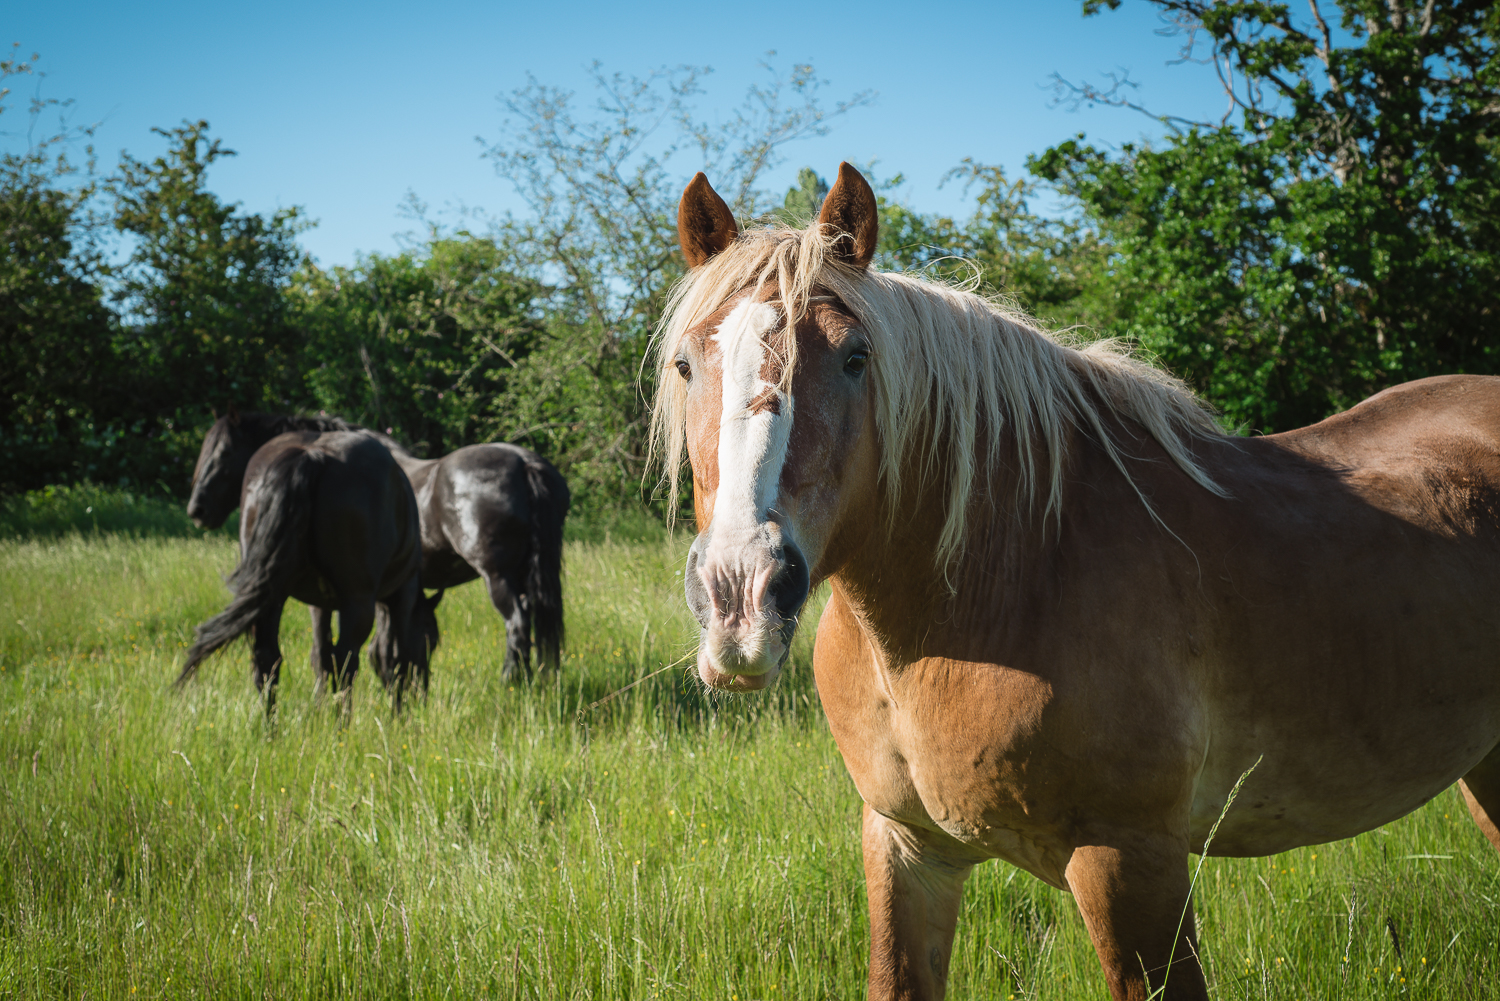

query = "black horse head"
[187,411,255,529]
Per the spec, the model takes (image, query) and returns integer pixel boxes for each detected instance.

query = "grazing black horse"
[185,409,354,529]
[371,434,569,681]
[177,427,433,714]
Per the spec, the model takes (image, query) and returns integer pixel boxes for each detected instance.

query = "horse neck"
[830,409,1209,663]
[827,416,1111,661]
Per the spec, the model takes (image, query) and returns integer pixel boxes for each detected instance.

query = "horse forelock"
[650,223,1228,575]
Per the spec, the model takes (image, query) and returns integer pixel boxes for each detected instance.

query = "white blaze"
[708,298,790,542]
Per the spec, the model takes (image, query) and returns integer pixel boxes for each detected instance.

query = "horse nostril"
[769,541,810,621]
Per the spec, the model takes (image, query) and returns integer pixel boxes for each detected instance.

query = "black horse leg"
[368,603,395,691]
[309,605,335,697]
[250,599,286,717]
[381,577,423,714]
[330,596,376,704]
[482,570,531,682]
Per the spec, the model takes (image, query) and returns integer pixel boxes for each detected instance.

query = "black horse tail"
[175,449,321,687]
[524,459,569,671]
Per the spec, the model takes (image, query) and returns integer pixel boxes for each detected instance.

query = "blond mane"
[650,224,1228,571]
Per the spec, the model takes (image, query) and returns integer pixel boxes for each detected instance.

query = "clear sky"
[9,1,1227,267]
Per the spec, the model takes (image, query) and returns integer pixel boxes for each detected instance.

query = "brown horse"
[655,163,1500,1001]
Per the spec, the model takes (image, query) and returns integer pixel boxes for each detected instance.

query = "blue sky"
[9,1,1228,266]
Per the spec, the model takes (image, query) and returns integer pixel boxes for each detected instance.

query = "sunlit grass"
[1,528,1497,999]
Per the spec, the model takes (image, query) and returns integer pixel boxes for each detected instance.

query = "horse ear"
[678,172,738,269]
[227,401,241,427]
[817,162,879,270]
[426,589,444,611]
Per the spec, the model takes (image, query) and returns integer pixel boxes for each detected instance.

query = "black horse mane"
[234,412,359,437]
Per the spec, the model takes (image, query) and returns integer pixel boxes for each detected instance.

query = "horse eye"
[844,350,869,376]
[675,359,692,380]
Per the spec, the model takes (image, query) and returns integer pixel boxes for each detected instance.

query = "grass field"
[1,496,1498,999]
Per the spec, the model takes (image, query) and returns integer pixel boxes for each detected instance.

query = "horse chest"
[815,619,1073,882]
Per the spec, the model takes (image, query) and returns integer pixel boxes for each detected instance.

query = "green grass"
[1,524,1497,999]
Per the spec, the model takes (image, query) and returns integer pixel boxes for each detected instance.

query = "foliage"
[1036,0,1500,432]
[0,48,114,492]
[103,120,310,487]
[291,236,544,457]
[481,60,871,512]
[773,166,830,225]
[0,481,232,539]
[874,162,1114,330]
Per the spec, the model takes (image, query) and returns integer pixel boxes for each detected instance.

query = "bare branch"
[1049,68,1214,129]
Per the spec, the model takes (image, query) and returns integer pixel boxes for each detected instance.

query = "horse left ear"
[678,172,739,269]
[227,401,241,427]
[818,162,879,270]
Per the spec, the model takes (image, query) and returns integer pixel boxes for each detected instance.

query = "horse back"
[311,432,421,601]
[821,375,1500,867]
[420,443,551,587]
[1269,374,1500,527]
[1163,375,1500,851]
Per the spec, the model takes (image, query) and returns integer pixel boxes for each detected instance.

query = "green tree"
[481,59,871,511]
[292,235,544,456]
[774,167,830,225]
[873,163,1112,330]
[0,48,114,492]
[1035,0,1500,432]
[105,120,309,488]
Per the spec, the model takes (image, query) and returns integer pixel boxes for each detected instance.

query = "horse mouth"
[698,655,778,691]
[695,617,796,691]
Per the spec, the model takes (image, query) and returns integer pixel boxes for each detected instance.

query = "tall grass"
[1,524,1497,999]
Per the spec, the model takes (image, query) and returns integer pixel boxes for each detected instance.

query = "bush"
[0,483,236,540]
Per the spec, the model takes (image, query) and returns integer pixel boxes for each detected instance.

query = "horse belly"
[288,567,338,608]
[1191,641,1500,855]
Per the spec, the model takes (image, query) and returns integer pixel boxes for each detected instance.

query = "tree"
[774,167,830,225]
[0,47,114,492]
[292,235,544,456]
[874,162,1113,330]
[1034,0,1500,432]
[480,59,871,509]
[106,120,309,488]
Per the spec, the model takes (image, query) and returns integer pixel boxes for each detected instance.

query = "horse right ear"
[818,162,879,270]
[678,172,738,269]
[227,402,241,427]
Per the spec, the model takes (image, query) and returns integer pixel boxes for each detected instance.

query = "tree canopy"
[1035,0,1500,431]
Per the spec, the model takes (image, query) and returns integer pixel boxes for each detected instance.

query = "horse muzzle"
[685,521,810,690]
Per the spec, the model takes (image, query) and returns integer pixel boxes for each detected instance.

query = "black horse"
[178,424,434,714]
[371,434,568,681]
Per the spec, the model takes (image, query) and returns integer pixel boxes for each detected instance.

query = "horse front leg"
[329,596,376,718]
[1459,745,1500,853]
[309,606,334,697]
[863,804,973,1001]
[1065,833,1207,1001]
